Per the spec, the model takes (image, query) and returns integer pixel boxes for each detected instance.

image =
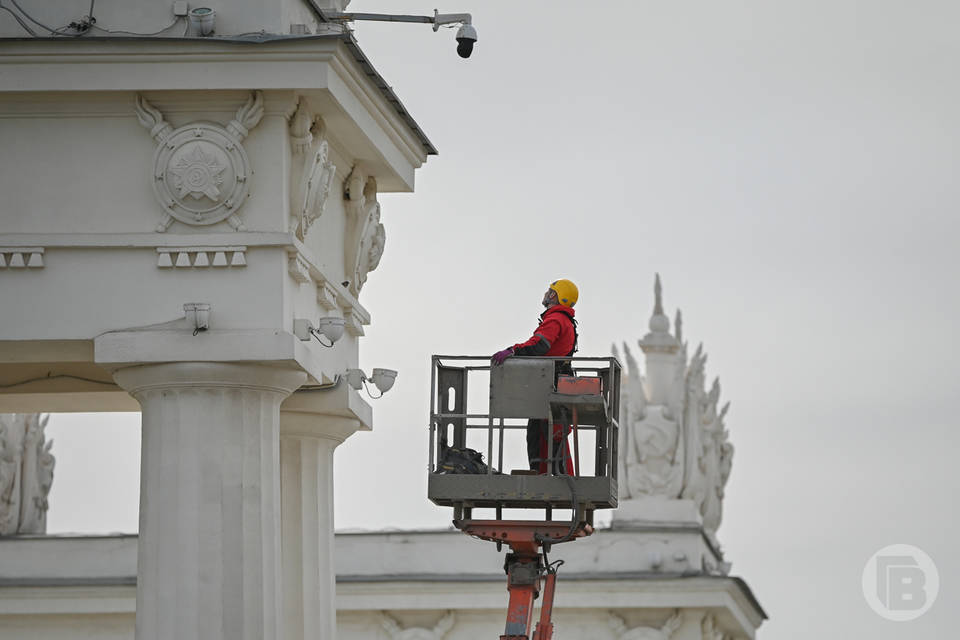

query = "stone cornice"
[326,50,426,170]
[335,574,765,634]
[0,37,429,171]
[0,232,371,324]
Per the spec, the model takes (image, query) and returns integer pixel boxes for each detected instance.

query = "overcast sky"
[43,1,958,638]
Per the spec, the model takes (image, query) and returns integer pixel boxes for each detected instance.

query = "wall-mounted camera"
[322,9,477,59]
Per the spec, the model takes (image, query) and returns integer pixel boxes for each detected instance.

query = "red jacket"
[512,305,577,357]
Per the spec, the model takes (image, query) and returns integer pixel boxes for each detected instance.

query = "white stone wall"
[0,530,764,639]
[1,22,430,640]
[0,0,336,39]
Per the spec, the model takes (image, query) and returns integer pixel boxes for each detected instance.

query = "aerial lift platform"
[427,355,621,640]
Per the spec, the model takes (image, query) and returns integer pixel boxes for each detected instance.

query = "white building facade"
[0,276,765,639]
[0,1,764,637]
[1,2,432,639]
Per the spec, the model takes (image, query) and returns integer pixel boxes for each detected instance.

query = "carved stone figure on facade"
[344,167,386,296]
[608,610,682,640]
[288,98,336,240]
[0,414,55,535]
[18,415,54,533]
[614,275,734,540]
[618,275,685,501]
[135,91,264,232]
[619,341,683,499]
[0,417,22,534]
[701,613,728,640]
[702,400,732,536]
[680,345,709,510]
[378,611,455,640]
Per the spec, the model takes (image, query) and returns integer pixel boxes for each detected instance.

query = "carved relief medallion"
[135,92,264,232]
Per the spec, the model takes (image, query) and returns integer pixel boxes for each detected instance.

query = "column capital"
[280,385,368,442]
[112,362,307,398]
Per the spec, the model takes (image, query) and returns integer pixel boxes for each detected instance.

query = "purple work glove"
[491,348,514,365]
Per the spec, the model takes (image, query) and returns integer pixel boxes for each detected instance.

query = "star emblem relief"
[134,92,263,231]
[169,144,226,201]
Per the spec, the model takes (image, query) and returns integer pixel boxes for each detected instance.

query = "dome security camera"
[370,368,398,394]
[315,316,345,345]
[188,7,215,36]
[324,10,476,60]
[455,23,477,58]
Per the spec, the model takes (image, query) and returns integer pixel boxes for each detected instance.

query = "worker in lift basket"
[491,279,579,475]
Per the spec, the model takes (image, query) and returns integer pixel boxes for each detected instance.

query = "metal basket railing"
[427,355,621,513]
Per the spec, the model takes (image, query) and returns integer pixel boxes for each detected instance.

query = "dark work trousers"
[526,419,574,475]
[527,362,576,473]
[526,419,546,470]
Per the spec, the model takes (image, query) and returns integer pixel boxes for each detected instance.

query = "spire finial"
[640,272,680,356]
[674,308,683,343]
[647,273,670,334]
[654,272,663,315]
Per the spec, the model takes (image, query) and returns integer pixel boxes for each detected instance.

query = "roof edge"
[0,32,437,156]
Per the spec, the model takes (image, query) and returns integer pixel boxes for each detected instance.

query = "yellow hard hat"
[549,279,579,307]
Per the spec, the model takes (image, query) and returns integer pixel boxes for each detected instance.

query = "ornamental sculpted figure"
[378,611,455,640]
[615,276,734,540]
[344,168,386,296]
[135,91,264,232]
[288,98,336,240]
[0,414,55,535]
[608,610,682,640]
[615,343,684,498]
[701,614,729,640]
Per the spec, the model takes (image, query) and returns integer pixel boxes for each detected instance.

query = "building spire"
[654,272,664,316]
[643,274,675,347]
[639,273,681,405]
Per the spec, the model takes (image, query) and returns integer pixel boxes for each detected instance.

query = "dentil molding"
[0,247,43,269]
[156,246,246,269]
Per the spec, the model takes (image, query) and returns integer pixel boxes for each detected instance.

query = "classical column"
[113,362,307,640]
[279,390,362,640]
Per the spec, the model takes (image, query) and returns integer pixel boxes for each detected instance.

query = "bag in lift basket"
[436,446,496,475]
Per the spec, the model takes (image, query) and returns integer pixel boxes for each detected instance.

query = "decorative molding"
[1,41,427,161]
[608,610,682,640]
[327,51,429,164]
[285,245,371,331]
[288,253,312,284]
[344,167,385,297]
[135,92,264,232]
[317,280,339,311]
[0,247,43,269]
[156,246,246,269]
[616,276,734,541]
[0,414,55,535]
[0,232,290,249]
[701,613,729,640]
[344,307,366,337]
[378,610,455,640]
[289,98,337,240]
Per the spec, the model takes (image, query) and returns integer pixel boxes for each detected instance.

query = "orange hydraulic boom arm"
[454,519,593,640]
